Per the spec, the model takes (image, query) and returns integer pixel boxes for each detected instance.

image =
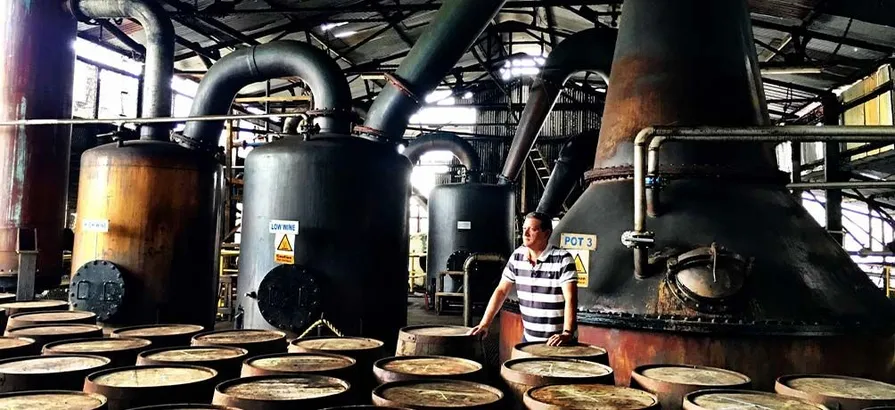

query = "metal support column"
[791,141,803,203]
[15,229,38,301]
[823,95,843,244]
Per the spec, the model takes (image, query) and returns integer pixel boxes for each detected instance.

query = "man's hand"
[546,331,572,346]
[468,322,490,338]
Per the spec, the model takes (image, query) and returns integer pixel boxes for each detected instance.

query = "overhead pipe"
[179,41,352,151]
[536,130,599,216]
[403,132,482,182]
[68,0,175,141]
[359,0,507,142]
[498,27,617,185]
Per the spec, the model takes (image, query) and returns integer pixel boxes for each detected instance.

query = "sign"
[81,219,109,233]
[269,220,299,235]
[274,233,295,265]
[457,221,472,230]
[561,233,597,251]
[567,249,589,287]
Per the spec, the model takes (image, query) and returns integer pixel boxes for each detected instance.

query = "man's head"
[522,211,553,250]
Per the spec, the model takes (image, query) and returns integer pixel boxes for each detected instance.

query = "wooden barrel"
[500,357,614,403]
[0,299,68,315]
[191,329,286,356]
[510,342,609,365]
[289,336,385,394]
[775,374,895,410]
[524,383,660,410]
[110,324,205,348]
[0,353,111,392]
[373,355,483,384]
[42,337,152,367]
[137,345,248,382]
[631,364,752,410]
[0,390,108,410]
[5,323,103,347]
[212,374,352,410]
[372,379,504,409]
[83,364,219,410]
[395,325,478,358]
[0,336,38,359]
[6,309,97,331]
[241,352,356,380]
[322,407,411,410]
[0,293,15,303]
[127,405,241,410]
[683,389,829,410]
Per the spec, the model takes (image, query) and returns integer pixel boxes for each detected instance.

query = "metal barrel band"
[384,73,421,105]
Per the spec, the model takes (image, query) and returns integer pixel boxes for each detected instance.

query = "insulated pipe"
[403,132,482,182]
[536,130,599,216]
[181,41,352,149]
[69,0,175,141]
[462,253,507,327]
[498,27,617,184]
[360,0,506,142]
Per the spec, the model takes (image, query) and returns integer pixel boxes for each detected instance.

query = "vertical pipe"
[0,0,76,290]
[791,141,803,203]
[824,95,844,244]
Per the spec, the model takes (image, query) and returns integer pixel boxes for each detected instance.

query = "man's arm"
[469,278,514,337]
[547,254,579,346]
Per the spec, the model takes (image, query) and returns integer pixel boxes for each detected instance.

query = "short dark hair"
[525,211,553,232]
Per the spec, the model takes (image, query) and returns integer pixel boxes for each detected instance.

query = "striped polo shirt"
[502,245,577,342]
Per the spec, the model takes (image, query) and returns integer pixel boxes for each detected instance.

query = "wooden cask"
[500,357,614,403]
[6,309,96,331]
[127,405,241,410]
[0,299,68,316]
[5,323,103,346]
[0,390,108,410]
[137,345,248,382]
[631,364,751,410]
[191,329,286,356]
[775,374,895,410]
[213,374,352,410]
[83,364,219,410]
[524,384,660,410]
[0,354,111,392]
[373,355,483,384]
[241,352,356,381]
[42,337,152,367]
[372,379,504,409]
[395,325,478,358]
[110,324,205,348]
[683,389,829,410]
[0,336,38,359]
[289,336,385,395]
[510,342,608,365]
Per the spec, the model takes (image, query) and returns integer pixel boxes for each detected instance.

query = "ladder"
[528,147,552,188]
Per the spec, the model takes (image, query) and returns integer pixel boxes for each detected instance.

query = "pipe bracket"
[384,73,421,105]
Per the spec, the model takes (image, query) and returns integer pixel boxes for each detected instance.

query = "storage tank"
[0,0,77,290]
[68,0,220,327]
[498,0,895,389]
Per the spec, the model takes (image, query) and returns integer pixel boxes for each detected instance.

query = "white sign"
[457,221,472,230]
[274,232,295,265]
[81,219,109,233]
[561,233,597,251]
[269,219,299,234]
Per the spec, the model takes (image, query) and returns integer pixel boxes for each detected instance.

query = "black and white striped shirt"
[502,245,576,342]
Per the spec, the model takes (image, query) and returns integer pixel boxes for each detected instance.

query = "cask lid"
[776,374,895,410]
[516,342,607,359]
[9,310,95,324]
[246,352,355,373]
[91,365,217,387]
[112,324,204,338]
[378,356,481,376]
[8,323,102,337]
[0,390,107,409]
[501,357,613,385]
[525,384,659,410]
[0,354,110,374]
[0,300,68,313]
[374,379,503,408]
[219,375,350,400]
[141,346,248,363]
[192,329,285,345]
[684,389,829,410]
[634,364,751,387]
[291,336,384,352]
[44,337,151,353]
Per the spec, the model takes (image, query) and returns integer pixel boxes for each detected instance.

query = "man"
[469,211,578,346]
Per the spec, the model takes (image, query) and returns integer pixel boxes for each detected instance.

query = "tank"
[237,135,411,348]
[70,141,221,327]
[427,183,514,291]
[498,0,895,389]
[0,0,77,290]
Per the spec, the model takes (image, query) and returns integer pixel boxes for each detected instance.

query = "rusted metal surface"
[373,355,483,384]
[241,352,356,379]
[500,311,895,390]
[212,374,351,410]
[85,364,218,410]
[524,384,660,410]
[775,374,895,410]
[631,364,751,410]
[510,342,609,365]
[111,324,205,348]
[683,389,829,410]
[191,329,286,357]
[372,379,504,410]
[0,354,111,392]
[0,0,76,291]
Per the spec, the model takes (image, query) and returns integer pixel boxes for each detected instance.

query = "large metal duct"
[498,0,895,389]
[68,0,175,141]
[403,132,481,182]
[360,0,506,141]
[0,0,77,291]
[499,27,616,184]
[535,130,598,216]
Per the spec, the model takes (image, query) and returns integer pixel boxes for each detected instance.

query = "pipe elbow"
[635,127,658,146]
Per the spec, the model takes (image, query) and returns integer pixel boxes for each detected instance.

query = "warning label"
[274,233,295,265]
[567,250,589,287]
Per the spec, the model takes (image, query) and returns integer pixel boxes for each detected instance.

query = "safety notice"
[81,219,109,233]
[567,249,589,287]
[274,233,295,264]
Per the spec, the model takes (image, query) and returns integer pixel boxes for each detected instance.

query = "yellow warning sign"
[277,234,293,252]
[568,250,589,287]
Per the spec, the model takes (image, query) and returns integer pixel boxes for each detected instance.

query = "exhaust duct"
[403,132,481,182]
[536,130,598,216]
